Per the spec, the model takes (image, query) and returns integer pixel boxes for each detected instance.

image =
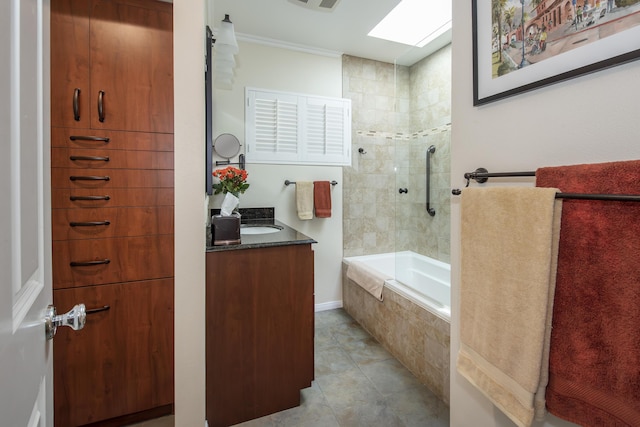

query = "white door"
[0,0,53,425]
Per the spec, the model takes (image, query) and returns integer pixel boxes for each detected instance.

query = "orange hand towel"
[313,181,332,218]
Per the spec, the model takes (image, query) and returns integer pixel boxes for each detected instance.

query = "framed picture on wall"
[473,0,640,105]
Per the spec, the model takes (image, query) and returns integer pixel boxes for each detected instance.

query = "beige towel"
[346,260,389,301]
[457,187,562,427]
[295,181,313,220]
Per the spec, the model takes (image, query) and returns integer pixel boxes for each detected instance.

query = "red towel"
[313,181,332,218]
[536,160,640,427]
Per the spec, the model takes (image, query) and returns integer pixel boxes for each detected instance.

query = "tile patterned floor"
[129,308,449,427]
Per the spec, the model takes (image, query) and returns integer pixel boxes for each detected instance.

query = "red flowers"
[212,166,250,195]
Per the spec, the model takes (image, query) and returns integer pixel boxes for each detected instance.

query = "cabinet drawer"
[52,206,173,240]
[52,168,173,189]
[51,127,174,151]
[52,188,174,209]
[53,235,174,289]
[53,278,174,427]
[52,147,173,170]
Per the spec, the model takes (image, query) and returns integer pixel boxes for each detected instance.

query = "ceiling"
[212,0,451,66]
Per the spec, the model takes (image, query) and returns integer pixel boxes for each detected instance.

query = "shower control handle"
[399,188,408,194]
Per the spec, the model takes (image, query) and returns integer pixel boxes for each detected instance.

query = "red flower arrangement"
[212,166,250,196]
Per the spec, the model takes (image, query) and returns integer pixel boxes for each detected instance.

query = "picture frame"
[473,0,640,106]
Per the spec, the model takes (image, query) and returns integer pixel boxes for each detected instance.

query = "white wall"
[174,1,206,426]
[211,41,345,306]
[450,2,640,427]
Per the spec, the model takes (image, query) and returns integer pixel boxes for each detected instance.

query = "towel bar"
[285,180,338,186]
[451,168,640,202]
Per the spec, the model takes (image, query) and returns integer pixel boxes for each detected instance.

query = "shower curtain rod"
[451,168,640,202]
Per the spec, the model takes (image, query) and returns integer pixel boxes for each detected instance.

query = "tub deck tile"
[343,276,451,406]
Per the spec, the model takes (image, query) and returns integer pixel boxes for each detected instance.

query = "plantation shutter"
[246,87,351,166]
[246,90,299,163]
[303,97,350,164]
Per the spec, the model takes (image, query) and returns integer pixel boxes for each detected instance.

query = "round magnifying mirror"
[213,133,241,159]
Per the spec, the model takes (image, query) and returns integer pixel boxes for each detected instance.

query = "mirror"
[213,133,241,159]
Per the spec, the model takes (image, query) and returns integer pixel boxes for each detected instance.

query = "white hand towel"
[296,181,313,220]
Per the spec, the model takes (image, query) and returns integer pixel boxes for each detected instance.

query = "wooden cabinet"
[50,0,174,425]
[51,0,90,129]
[51,0,173,133]
[206,244,315,427]
[53,279,174,427]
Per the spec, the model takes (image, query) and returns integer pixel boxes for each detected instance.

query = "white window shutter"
[303,97,350,164]
[247,90,300,163]
[246,87,351,166]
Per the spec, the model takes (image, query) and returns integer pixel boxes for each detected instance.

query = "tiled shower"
[342,46,452,262]
[341,46,452,404]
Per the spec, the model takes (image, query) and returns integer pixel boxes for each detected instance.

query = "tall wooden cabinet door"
[53,279,175,427]
[50,0,90,128]
[89,0,174,133]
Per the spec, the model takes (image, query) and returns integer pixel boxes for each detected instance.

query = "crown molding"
[235,31,343,59]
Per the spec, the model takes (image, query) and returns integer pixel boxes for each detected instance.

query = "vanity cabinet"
[206,244,315,427]
[50,0,174,425]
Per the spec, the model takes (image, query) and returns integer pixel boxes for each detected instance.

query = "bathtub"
[342,251,451,404]
[344,251,451,321]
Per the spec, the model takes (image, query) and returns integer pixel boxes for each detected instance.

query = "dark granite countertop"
[206,208,316,252]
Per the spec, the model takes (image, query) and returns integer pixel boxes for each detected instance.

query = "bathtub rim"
[343,251,451,323]
[385,278,451,322]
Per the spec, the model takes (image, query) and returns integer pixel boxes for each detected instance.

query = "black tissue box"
[212,214,241,246]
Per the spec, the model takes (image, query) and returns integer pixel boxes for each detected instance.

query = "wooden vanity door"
[89,0,174,133]
[50,0,90,128]
[206,244,315,427]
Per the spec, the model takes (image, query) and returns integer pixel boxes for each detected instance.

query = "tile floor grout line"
[313,377,346,427]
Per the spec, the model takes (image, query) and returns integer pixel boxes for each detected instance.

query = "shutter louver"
[305,99,348,162]
[254,98,298,155]
[306,104,326,155]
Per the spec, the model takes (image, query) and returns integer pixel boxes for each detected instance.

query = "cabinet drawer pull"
[69,135,110,143]
[69,221,110,227]
[98,90,105,122]
[69,195,111,201]
[73,88,81,121]
[86,305,110,315]
[70,259,111,267]
[70,175,110,181]
[70,155,110,162]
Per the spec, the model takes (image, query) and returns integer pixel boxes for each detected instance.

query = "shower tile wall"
[342,56,404,257]
[343,46,452,262]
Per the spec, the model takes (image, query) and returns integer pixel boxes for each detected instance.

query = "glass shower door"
[394,46,452,286]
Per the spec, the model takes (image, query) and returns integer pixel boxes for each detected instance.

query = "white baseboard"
[314,300,343,312]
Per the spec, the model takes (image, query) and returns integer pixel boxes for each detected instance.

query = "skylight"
[368,0,452,48]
